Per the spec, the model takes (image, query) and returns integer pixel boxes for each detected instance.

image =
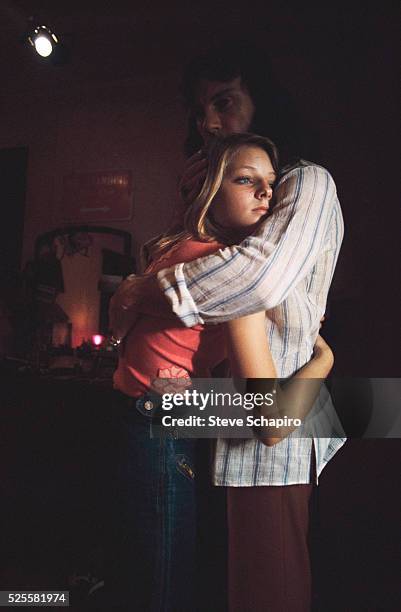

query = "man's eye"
[235,176,252,184]
[215,98,232,112]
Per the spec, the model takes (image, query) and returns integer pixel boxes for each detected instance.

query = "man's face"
[193,77,255,144]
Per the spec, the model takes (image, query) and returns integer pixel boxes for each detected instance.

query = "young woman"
[109,133,334,611]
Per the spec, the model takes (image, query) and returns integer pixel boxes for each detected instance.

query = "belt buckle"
[135,392,161,417]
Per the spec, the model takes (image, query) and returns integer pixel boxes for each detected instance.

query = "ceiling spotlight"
[23,18,70,65]
[27,24,59,58]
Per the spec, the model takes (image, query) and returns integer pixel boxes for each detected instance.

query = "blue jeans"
[107,392,197,611]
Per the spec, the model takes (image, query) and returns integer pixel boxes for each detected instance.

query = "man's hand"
[178,150,208,207]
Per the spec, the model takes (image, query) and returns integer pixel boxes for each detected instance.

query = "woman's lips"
[252,206,269,213]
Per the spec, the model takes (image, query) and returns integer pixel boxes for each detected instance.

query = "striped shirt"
[158,161,346,486]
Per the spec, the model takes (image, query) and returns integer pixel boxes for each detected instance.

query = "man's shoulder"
[278,159,337,195]
[280,158,330,177]
[271,159,341,224]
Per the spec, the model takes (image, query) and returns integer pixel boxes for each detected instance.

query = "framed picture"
[61,170,133,222]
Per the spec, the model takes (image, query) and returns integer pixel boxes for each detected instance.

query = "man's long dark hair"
[181,40,307,165]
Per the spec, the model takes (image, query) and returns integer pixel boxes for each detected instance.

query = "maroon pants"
[227,484,314,612]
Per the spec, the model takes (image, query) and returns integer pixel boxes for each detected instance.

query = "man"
[111,42,345,611]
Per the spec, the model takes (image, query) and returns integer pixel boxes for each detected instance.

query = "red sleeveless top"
[113,238,226,397]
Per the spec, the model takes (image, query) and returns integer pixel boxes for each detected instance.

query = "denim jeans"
[107,392,197,611]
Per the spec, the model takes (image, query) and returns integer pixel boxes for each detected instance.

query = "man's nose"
[202,108,222,135]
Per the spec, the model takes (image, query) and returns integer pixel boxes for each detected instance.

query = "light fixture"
[23,18,69,65]
[27,23,59,58]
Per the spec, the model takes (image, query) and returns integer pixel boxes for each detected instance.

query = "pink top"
[113,238,226,398]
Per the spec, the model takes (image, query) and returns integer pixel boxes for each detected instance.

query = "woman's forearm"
[250,336,334,445]
[226,315,334,446]
[226,312,277,379]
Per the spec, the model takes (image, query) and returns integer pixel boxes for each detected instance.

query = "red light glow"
[92,334,104,346]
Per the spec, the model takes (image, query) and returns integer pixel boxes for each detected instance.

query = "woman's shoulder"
[176,237,224,261]
[148,237,224,272]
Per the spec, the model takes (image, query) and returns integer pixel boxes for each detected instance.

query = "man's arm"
[156,164,342,326]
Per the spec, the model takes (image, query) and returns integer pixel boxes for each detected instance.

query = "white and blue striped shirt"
[158,162,346,485]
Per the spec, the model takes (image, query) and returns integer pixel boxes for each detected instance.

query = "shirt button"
[144,400,153,411]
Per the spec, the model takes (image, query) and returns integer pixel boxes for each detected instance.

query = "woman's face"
[194,77,255,144]
[211,146,276,233]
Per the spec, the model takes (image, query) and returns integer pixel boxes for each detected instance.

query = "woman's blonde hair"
[144,133,279,267]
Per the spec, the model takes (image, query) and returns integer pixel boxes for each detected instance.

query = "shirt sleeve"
[157,164,339,326]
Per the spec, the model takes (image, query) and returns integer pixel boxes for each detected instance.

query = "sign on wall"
[61,170,133,222]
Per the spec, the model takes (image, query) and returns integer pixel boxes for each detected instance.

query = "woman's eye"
[235,176,252,184]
